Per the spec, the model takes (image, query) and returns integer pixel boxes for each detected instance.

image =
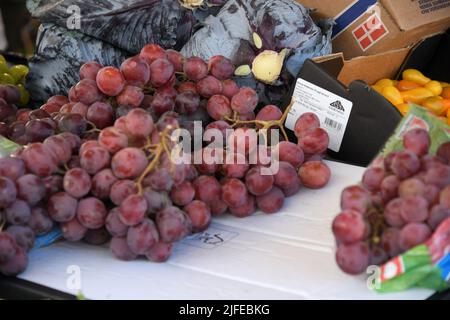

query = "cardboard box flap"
[314,47,411,86]
[381,0,450,31]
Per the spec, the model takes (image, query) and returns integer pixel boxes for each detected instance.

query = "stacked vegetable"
[372,69,450,125]
[0,44,334,276]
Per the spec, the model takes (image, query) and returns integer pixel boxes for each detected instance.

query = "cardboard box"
[299,0,450,59]
[17,161,434,300]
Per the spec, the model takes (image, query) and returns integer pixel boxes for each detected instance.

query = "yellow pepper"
[371,85,384,94]
[422,96,450,116]
[401,87,434,104]
[396,80,422,91]
[382,86,404,105]
[375,78,395,88]
[396,103,411,116]
[402,69,431,85]
[442,87,450,99]
[441,82,450,88]
[424,80,443,96]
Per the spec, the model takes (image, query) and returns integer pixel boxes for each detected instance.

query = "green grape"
[9,65,29,84]
[0,55,7,74]
[0,72,15,84]
[17,84,30,106]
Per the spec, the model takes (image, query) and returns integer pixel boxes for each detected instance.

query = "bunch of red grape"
[0,43,335,276]
[333,129,450,275]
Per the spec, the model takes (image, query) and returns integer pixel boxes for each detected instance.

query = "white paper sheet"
[18,161,434,300]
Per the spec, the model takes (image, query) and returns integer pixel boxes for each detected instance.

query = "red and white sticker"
[379,257,405,282]
[352,14,388,51]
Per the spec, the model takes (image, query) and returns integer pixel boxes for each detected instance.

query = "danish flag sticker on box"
[352,14,389,51]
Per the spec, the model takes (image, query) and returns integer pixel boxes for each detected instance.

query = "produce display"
[372,69,450,125]
[332,128,450,275]
[0,44,333,276]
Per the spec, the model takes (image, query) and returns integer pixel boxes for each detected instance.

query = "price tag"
[285,78,353,152]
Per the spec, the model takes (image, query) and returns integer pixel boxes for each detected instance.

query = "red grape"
[332,209,367,244]
[61,218,88,241]
[207,95,232,120]
[273,161,300,192]
[403,128,430,156]
[96,66,125,96]
[119,194,147,226]
[221,178,248,207]
[4,200,31,226]
[399,223,431,250]
[183,200,211,232]
[143,187,171,214]
[424,164,450,189]
[436,141,450,164]
[16,174,45,206]
[380,175,400,201]
[0,245,27,276]
[196,76,223,98]
[208,55,234,80]
[229,195,256,218]
[47,192,78,222]
[145,241,172,262]
[276,141,304,168]
[175,91,200,114]
[140,44,167,65]
[120,56,150,86]
[80,146,110,175]
[150,92,175,116]
[111,147,148,179]
[149,58,174,87]
[230,87,258,114]
[391,151,421,179]
[20,143,57,177]
[227,127,257,156]
[184,57,208,81]
[0,157,25,181]
[110,236,138,261]
[63,168,92,198]
[170,181,195,206]
[98,127,128,153]
[245,166,274,196]
[256,105,282,125]
[124,108,154,138]
[166,49,184,72]
[428,204,450,230]
[80,61,103,81]
[381,227,401,257]
[77,197,107,229]
[83,227,110,245]
[362,167,385,192]
[28,207,53,235]
[398,178,425,197]
[127,219,159,255]
[74,79,103,105]
[116,85,144,108]
[256,186,285,214]
[298,160,331,189]
[193,175,221,204]
[110,180,137,206]
[294,113,320,138]
[400,195,429,223]
[43,135,72,164]
[6,226,34,252]
[298,128,329,155]
[336,242,369,275]
[223,153,249,178]
[47,95,69,107]
[384,198,406,227]
[178,81,197,94]
[106,207,129,237]
[0,232,16,263]
[221,79,239,99]
[209,199,228,216]
[144,168,174,192]
[340,185,371,213]
[156,206,191,243]
[92,169,117,200]
[86,101,114,129]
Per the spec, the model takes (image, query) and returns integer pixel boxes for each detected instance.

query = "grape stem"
[134,126,176,195]
[85,121,101,133]
[224,100,293,142]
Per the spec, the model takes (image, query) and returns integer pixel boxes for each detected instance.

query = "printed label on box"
[352,13,389,51]
[285,78,353,153]
[181,225,239,249]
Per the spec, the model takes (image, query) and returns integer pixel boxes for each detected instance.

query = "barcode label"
[324,118,343,131]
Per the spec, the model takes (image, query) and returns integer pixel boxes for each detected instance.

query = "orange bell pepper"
[396,80,422,91]
[442,87,450,99]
